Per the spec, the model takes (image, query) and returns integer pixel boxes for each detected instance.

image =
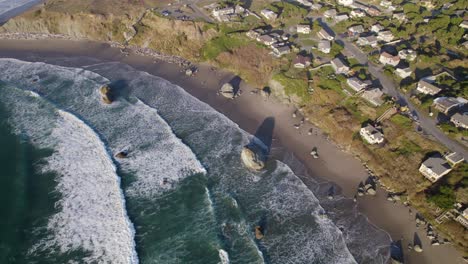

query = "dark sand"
[0,39,464,264]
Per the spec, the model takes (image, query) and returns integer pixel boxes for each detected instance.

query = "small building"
[271,44,291,57]
[347,77,370,92]
[324,9,338,19]
[460,21,468,29]
[419,156,452,182]
[317,29,334,40]
[392,12,407,22]
[296,24,311,34]
[348,25,365,36]
[212,7,235,18]
[377,30,395,42]
[246,29,262,39]
[292,55,311,68]
[335,14,349,23]
[366,7,381,16]
[338,0,354,6]
[451,112,468,129]
[331,57,350,75]
[421,0,435,9]
[357,35,378,47]
[318,40,331,54]
[361,87,384,106]
[416,80,441,95]
[398,49,417,61]
[371,23,384,33]
[360,124,384,144]
[455,208,468,228]
[257,34,276,46]
[432,97,466,114]
[350,9,366,18]
[310,3,323,10]
[395,67,412,78]
[446,152,465,165]
[261,9,278,20]
[379,52,400,66]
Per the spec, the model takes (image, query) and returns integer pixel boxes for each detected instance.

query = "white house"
[360,124,384,144]
[346,77,370,92]
[350,9,366,18]
[419,156,452,183]
[310,3,323,10]
[460,21,468,29]
[379,52,400,66]
[348,25,364,36]
[395,67,412,78]
[357,35,378,47]
[292,55,311,68]
[318,40,331,53]
[451,112,468,129]
[371,24,384,33]
[335,14,349,23]
[317,29,334,40]
[331,57,349,75]
[257,34,276,46]
[380,0,392,8]
[433,97,466,114]
[416,80,441,95]
[338,0,354,6]
[377,30,394,42]
[324,9,337,19]
[398,49,417,61]
[456,208,468,228]
[261,9,278,20]
[296,24,311,34]
[393,12,407,22]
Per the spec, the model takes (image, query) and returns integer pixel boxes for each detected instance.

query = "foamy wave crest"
[218,249,230,264]
[0,86,138,263]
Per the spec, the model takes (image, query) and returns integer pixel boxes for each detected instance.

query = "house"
[433,97,466,114]
[324,9,337,19]
[331,57,349,75]
[335,14,349,23]
[318,40,331,53]
[398,49,417,61]
[421,0,435,10]
[455,208,468,228]
[348,25,365,36]
[212,7,235,18]
[271,44,290,57]
[346,77,370,92]
[257,34,276,46]
[317,29,334,40]
[350,9,366,18]
[419,156,452,182]
[357,35,378,47]
[380,0,392,8]
[446,152,464,165]
[360,124,384,144]
[379,52,400,66]
[310,3,323,10]
[460,21,468,29]
[416,80,441,95]
[261,9,277,20]
[297,25,311,34]
[361,87,384,106]
[377,30,394,42]
[350,1,368,10]
[395,67,412,78]
[392,12,407,22]
[371,23,384,33]
[366,7,381,16]
[338,0,354,6]
[451,112,468,129]
[292,55,311,68]
[246,29,262,39]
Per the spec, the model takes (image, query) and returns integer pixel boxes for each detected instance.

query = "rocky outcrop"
[99,85,113,104]
[241,146,265,171]
[255,226,264,240]
[115,151,128,158]
[219,83,236,99]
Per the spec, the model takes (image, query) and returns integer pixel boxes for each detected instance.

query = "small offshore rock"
[241,146,265,171]
[255,226,264,240]
[99,85,113,104]
[115,151,128,158]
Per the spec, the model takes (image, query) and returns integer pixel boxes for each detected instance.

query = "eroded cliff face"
[0,4,217,60]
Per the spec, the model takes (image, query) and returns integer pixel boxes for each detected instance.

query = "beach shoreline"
[0,39,464,264]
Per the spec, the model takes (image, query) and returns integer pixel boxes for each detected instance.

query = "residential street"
[319,19,468,159]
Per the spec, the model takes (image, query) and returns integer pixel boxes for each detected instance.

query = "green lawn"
[273,73,310,102]
[201,34,250,60]
[390,114,413,129]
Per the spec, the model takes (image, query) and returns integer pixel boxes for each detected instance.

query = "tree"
[427,186,456,209]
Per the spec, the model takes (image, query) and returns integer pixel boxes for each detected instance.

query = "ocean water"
[0,58,390,264]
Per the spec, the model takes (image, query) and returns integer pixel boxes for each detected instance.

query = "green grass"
[343,97,367,122]
[395,139,422,156]
[439,123,468,138]
[201,34,250,60]
[273,73,310,102]
[390,114,413,129]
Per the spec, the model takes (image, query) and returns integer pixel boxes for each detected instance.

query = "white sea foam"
[0,86,138,263]
[218,249,230,264]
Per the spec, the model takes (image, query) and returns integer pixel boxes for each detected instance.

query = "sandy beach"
[0,39,464,264]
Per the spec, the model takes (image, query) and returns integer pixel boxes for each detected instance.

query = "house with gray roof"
[451,112,468,129]
[419,156,452,182]
[360,124,384,144]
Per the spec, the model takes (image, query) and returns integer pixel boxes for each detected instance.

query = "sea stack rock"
[255,226,264,240]
[99,85,113,104]
[115,151,128,159]
[413,244,423,253]
[241,146,265,171]
[219,83,236,99]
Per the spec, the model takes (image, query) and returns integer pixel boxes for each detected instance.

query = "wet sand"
[0,39,464,264]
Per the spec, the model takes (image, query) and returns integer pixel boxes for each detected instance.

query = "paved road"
[317,19,468,159]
